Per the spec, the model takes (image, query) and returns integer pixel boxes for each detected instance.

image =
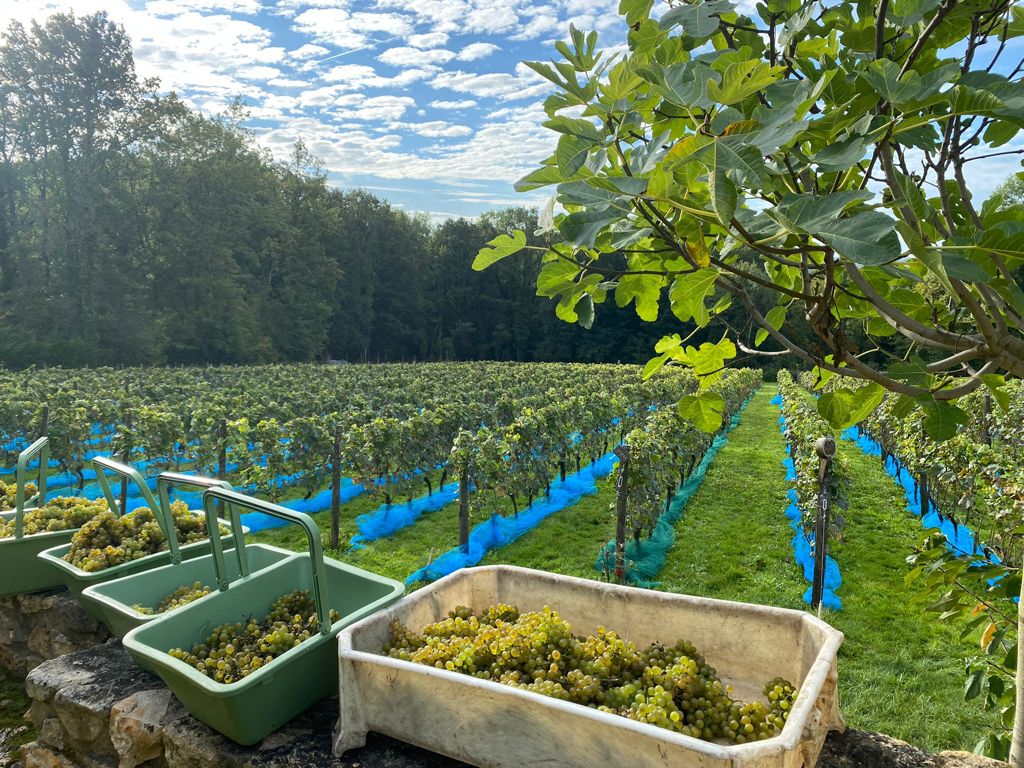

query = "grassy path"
[656,386,806,607]
[824,432,990,751]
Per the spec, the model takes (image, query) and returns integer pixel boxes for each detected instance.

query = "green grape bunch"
[167,589,340,685]
[0,479,38,512]
[63,500,229,572]
[133,581,212,615]
[383,604,799,745]
[0,497,106,538]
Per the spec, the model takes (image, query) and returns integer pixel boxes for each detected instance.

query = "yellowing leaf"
[722,120,760,136]
[687,231,711,267]
[981,622,997,650]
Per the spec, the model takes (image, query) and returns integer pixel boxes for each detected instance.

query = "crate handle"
[156,472,235,567]
[13,437,48,539]
[93,455,180,562]
[202,487,332,636]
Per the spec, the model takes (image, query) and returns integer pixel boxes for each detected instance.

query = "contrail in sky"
[316,46,372,63]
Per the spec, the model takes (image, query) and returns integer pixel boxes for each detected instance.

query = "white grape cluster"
[0,496,105,537]
[64,501,227,572]
[383,604,798,744]
[167,589,340,684]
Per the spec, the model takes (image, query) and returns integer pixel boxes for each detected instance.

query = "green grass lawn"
[250,384,993,753]
[0,669,32,767]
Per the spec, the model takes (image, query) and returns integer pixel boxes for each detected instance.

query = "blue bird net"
[406,451,619,585]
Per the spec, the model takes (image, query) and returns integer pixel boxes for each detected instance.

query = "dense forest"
[0,11,812,370]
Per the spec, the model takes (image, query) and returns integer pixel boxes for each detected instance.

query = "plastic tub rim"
[36,510,247,581]
[337,564,844,757]
[81,543,301,625]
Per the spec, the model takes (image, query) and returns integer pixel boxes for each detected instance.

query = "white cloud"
[321,63,437,89]
[378,46,455,67]
[145,0,263,15]
[333,94,417,121]
[235,65,283,81]
[456,42,499,61]
[291,8,365,48]
[430,99,477,109]
[408,31,449,49]
[430,63,549,101]
[288,43,330,60]
[464,1,520,34]
[267,77,312,88]
[392,120,473,137]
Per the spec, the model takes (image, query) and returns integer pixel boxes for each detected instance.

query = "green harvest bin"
[122,487,404,746]
[0,437,75,597]
[79,472,292,637]
[37,458,243,613]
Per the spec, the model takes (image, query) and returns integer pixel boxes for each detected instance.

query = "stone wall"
[0,592,110,679]
[17,643,1010,768]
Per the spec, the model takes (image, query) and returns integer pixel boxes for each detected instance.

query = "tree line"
[0,11,708,369]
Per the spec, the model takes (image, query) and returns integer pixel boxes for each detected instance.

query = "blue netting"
[839,427,994,564]
[775,393,843,610]
[593,396,753,586]
[406,451,619,585]
[350,481,460,548]
[239,479,365,532]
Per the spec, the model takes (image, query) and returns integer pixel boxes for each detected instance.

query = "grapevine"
[383,603,797,744]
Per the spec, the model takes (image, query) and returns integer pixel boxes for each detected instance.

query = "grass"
[823,428,992,751]
[250,384,993,753]
[0,669,32,767]
[655,387,807,607]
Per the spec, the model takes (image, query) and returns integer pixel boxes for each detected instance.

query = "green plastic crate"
[123,487,404,746]
[80,473,292,637]
[37,459,243,614]
[0,437,78,597]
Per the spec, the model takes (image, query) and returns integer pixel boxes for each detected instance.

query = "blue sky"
[3,0,632,221]
[2,1,1021,223]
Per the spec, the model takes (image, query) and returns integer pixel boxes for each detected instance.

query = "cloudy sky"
[1,0,632,221]
[1,1,1021,223]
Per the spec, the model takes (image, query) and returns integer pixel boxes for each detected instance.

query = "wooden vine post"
[459,466,470,552]
[810,436,835,612]
[330,424,342,551]
[613,445,631,585]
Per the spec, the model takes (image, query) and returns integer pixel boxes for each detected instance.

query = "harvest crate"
[0,437,75,597]
[38,459,241,611]
[335,565,844,768]
[123,488,405,746]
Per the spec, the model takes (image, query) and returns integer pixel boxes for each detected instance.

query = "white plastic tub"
[335,566,843,768]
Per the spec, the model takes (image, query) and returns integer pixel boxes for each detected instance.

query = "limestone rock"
[21,741,80,768]
[936,752,1007,768]
[110,689,183,768]
[0,593,109,679]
